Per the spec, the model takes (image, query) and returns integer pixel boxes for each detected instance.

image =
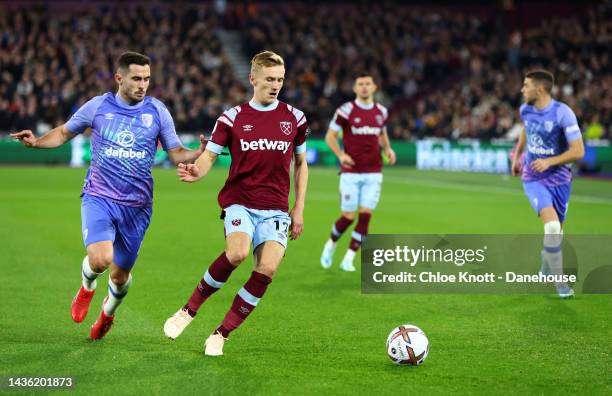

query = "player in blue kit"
[11,52,206,339]
[511,70,584,298]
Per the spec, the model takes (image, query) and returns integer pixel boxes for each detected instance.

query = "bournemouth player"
[512,70,584,298]
[320,73,396,272]
[163,51,309,356]
[11,52,206,339]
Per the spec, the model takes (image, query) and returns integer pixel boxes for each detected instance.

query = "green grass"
[0,166,611,395]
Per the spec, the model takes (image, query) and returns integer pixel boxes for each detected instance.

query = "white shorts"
[223,204,291,249]
[339,172,383,212]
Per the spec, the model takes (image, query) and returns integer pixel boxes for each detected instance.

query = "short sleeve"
[207,118,232,154]
[329,109,348,132]
[558,104,582,142]
[156,104,181,151]
[294,116,309,155]
[65,96,105,134]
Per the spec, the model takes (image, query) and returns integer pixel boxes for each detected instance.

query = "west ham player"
[163,51,309,356]
[512,70,584,298]
[11,52,206,339]
[320,74,396,272]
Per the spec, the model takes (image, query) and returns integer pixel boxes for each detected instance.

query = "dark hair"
[117,51,150,72]
[354,72,375,83]
[525,69,554,93]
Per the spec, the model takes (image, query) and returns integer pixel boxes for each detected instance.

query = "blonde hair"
[250,51,284,73]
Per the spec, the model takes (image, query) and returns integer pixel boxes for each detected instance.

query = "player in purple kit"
[163,51,309,356]
[320,73,396,272]
[11,52,206,339]
[511,70,584,298]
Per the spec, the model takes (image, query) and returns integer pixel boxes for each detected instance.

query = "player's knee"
[342,212,356,221]
[110,271,130,286]
[255,264,277,278]
[225,248,249,265]
[544,221,561,234]
[88,252,113,272]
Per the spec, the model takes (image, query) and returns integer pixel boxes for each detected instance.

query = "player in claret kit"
[163,51,309,356]
[511,70,584,298]
[320,73,396,272]
[11,51,207,339]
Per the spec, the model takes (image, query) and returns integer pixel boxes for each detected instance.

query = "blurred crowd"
[0,4,247,136]
[0,2,610,141]
[239,2,611,140]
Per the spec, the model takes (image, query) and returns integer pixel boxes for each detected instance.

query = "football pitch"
[1,166,611,395]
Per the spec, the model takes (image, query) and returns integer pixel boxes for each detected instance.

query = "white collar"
[249,99,279,112]
[354,99,374,110]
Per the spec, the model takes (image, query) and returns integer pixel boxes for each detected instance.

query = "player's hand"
[197,134,207,154]
[289,207,304,240]
[511,158,522,176]
[339,152,355,167]
[530,158,551,173]
[177,163,203,182]
[384,148,397,165]
[10,130,38,148]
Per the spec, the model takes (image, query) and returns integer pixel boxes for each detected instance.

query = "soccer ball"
[386,324,429,366]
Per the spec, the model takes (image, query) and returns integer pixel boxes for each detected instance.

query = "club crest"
[544,121,553,132]
[141,113,153,128]
[376,115,384,125]
[280,121,292,135]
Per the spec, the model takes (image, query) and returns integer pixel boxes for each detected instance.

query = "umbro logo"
[105,113,114,120]
[354,117,361,123]
[232,219,241,226]
[243,124,254,132]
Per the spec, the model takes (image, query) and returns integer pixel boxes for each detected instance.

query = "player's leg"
[72,196,116,323]
[541,183,573,298]
[321,173,358,268]
[524,181,573,298]
[90,204,151,340]
[164,205,253,339]
[206,241,283,356]
[205,211,288,356]
[340,173,382,272]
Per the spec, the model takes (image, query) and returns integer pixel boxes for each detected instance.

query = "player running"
[512,70,584,298]
[11,51,206,339]
[320,73,396,272]
[163,51,309,356]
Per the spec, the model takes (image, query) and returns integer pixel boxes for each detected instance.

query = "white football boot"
[204,332,227,356]
[163,308,194,339]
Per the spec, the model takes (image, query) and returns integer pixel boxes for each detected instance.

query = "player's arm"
[379,127,396,165]
[166,134,208,165]
[289,151,308,240]
[325,128,354,167]
[530,138,584,173]
[511,126,526,176]
[177,149,218,183]
[10,124,76,148]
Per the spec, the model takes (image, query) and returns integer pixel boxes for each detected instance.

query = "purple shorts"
[523,181,571,223]
[81,194,152,270]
